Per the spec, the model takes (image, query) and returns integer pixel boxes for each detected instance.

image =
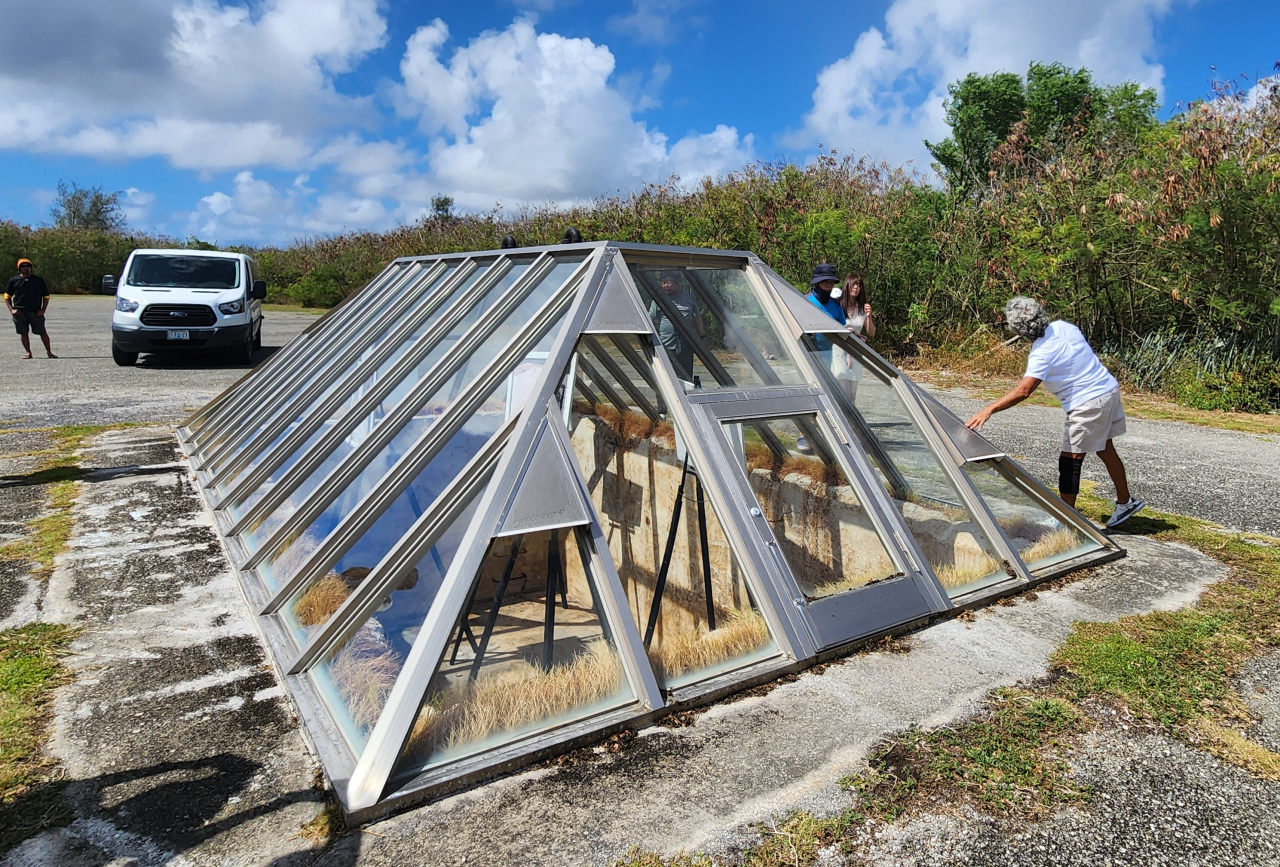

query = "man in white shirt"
[966,296,1144,528]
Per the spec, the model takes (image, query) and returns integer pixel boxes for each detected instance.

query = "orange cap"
[16,259,31,268]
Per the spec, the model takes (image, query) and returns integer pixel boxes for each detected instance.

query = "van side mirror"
[250,280,267,300]
[102,275,117,295]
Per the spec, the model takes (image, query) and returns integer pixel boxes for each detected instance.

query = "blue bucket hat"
[809,263,839,285]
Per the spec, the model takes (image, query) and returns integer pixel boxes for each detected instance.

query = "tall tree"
[49,180,126,232]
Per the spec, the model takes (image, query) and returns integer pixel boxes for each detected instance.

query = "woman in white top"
[830,274,875,402]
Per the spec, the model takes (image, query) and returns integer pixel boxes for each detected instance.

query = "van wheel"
[234,332,255,365]
[112,344,138,367]
[252,322,262,350]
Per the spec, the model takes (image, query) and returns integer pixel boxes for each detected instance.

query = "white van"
[106,248,266,366]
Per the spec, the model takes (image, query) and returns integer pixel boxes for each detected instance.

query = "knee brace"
[1058,453,1084,496]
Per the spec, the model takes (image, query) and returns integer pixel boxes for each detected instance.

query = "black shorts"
[13,310,46,336]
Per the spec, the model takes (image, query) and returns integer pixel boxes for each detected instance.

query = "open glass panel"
[963,461,1104,573]
[254,257,583,589]
[629,264,803,390]
[566,336,779,691]
[805,336,1010,598]
[390,527,635,780]
[301,495,484,754]
[209,262,460,488]
[724,415,900,599]
[222,258,501,522]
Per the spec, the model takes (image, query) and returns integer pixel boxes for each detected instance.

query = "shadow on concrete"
[1106,513,1180,537]
[0,465,177,490]
[1,753,330,862]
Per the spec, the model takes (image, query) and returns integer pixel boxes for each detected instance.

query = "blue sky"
[0,0,1276,246]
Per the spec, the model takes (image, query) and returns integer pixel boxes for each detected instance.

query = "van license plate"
[167,330,189,340]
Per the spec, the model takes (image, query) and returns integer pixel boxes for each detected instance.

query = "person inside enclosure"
[647,271,706,380]
[965,296,1144,528]
[5,259,56,359]
[830,273,876,403]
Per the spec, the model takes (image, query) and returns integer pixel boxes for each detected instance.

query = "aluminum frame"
[177,239,1124,821]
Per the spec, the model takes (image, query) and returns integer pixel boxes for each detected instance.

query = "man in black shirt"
[5,259,56,359]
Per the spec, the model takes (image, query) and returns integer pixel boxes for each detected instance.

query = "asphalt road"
[2,295,319,428]
[927,385,1280,538]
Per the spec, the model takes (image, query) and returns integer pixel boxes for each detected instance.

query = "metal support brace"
[695,472,716,631]
[643,454,691,648]
[470,534,523,681]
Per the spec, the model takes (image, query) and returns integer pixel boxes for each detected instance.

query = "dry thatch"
[295,574,352,627]
[328,622,401,732]
[1020,528,1083,564]
[403,640,623,765]
[933,550,1002,589]
[648,610,770,681]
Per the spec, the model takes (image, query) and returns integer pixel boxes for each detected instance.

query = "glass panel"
[964,462,1103,572]
[305,496,482,754]
[630,265,803,390]
[225,259,505,525]
[210,263,457,486]
[391,528,633,777]
[566,337,777,690]
[247,256,583,584]
[726,415,899,599]
[807,337,1010,598]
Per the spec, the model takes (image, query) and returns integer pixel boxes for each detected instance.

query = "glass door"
[689,390,950,650]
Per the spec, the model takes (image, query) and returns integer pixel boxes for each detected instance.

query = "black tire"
[252,321,262,350]
[234,331,255,365]
[112,344,138,367]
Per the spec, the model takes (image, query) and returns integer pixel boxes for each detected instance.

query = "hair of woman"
[1003,296,1050,340]
[840,274,867,317]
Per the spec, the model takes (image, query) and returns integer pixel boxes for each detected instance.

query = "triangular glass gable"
[177,240,1121,821]
[565,335,780,691]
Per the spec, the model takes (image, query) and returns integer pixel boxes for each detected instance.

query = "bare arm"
[862,302,875,338]
[965,376,1041,430]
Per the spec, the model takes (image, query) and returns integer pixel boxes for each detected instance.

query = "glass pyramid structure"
[178,241,1122,820]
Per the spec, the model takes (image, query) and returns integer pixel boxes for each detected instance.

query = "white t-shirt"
[1024,321,1118,412]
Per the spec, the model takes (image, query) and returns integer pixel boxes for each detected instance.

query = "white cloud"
[122,188,157,224]
[794,0,1175,170]
[395,17,751,208]
[607,0,700,46]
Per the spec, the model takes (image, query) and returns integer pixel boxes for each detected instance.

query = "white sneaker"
[1106,498,1145,528]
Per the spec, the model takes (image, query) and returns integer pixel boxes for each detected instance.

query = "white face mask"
[830,288,842,299]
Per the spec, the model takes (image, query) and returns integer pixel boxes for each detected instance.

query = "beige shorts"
[1062,388,1126,454]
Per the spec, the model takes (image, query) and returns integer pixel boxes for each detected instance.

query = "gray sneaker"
[1106,498,1145,528]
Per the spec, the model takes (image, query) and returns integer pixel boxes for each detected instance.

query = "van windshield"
[127,255,239,289]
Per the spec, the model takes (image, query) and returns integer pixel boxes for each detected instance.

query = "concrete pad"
[5,426,322,867]
[2,426,1234,867]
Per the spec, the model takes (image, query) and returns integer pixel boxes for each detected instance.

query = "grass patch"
[0,481,77,579]
[849,689,1089,821]
[262,302,328,315]
[297,796,346,846]
[0,623,77,853]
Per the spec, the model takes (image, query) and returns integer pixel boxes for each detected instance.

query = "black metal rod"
[644,456,690,648]
[542,529,561,671]
[449,581,482,664]
[469,534,523,680]
[695,472,716,631]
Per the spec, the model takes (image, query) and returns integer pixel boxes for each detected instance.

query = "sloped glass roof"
[179,241,1122,821]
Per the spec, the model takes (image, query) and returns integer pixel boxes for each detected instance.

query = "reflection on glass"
[808,337,1009,597]
[213,264,458,495]
[224,260,496,523]
[630,265,802,390]
[728,415,899,599]
[392,528,633,777]
[964,462,1102,572]
[303,497,481,754]
[236,255,581,567]
[567,337,776,690]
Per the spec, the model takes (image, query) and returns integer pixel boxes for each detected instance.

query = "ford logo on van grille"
[169,311,187,318]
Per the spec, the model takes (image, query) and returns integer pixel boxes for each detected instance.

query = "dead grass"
[328,623,400,732]
[404,640,623,763]
[1020,527,1084,564]
[933,550,1002,589]
[295,575,352,627]
[649,611,770,682]
[1188,718,1280,781]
